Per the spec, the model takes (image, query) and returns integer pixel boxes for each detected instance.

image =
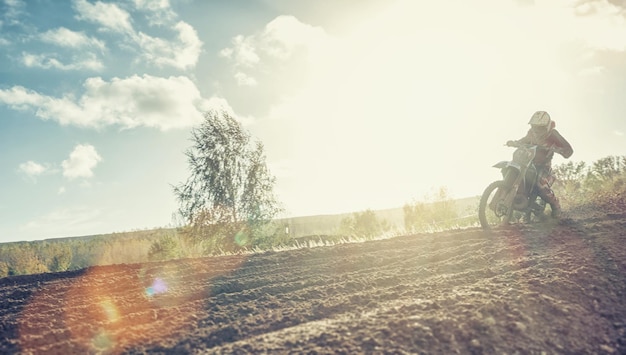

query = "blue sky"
[1,0,625,242]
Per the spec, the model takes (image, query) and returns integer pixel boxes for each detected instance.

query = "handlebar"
[505,141,559,153]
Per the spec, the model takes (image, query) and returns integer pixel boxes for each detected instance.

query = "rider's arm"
[507,131,532,146]
[518,131,532,144]
[550,130,573,158]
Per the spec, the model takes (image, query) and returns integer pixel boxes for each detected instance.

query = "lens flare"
[18,255,248,353]
[99,298,120,323]
[92,329,115,351]
[145,277,168,297]
[235,230,249,246]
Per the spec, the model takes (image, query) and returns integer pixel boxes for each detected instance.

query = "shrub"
[49,244,73,272]
[148,234,183,261]
[404,186,458,232]
[553,155,626,208]
[7,245,48,276]
[0,262,9,278]
[339,209,391,240]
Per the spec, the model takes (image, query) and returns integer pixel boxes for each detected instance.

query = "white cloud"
[615,130,624,137]
[62,144,102,180]
[221,1,626,90]
[135,21,203,70]
[234,72,257,86]
[72,0,202,70]
[221,16,329,85]
[79,75,214,129]
[40,27,106,50]
[21,52,104,71]
[261,15,329,60]
[133,0,176,25]
[567,0,626,52]
[2,0,25,26]
[73,0,134,34]
[134,0,170,12]
[18,27,106,73]
[0,85,46,109]
[220,35,260,68]
[0,74,225,130]
[18,160,47,179]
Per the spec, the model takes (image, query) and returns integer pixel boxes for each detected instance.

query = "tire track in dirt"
[133,219,621,353]
[0,213,624,354]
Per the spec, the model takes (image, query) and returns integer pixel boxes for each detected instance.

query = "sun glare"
[264,0,601,216]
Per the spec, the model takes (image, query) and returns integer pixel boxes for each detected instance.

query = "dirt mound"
[1,206,625,354]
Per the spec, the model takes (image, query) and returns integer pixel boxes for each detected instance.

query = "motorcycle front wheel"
[479,180,514,230]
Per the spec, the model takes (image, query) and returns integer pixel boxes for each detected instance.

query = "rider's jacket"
[514,122,573,167]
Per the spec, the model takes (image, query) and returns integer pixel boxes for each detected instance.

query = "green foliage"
[47,243,73,272]
[553,155,626,207]
[585,156,626,189]
[0,241,73,275]
[0,262,9,278]
[553,160,587,182]
[403,186,459,232]
[0,228,172,278]
[552,161,587,201]
[173,109,281,254]
[338,209,391,240]
[148,234,183,261]
[3,244,49,276]
[249,222,291,250]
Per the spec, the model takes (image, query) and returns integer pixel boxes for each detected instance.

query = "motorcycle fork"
[489,170,524,213]
[490,180,520,214]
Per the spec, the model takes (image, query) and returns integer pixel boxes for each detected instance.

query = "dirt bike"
[478,142,555,229]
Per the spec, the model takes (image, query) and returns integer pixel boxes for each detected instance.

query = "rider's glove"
[506,140,516,147]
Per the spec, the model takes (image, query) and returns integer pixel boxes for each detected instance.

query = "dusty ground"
[1,200,625,354]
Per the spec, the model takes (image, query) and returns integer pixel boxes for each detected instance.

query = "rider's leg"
[537,166,561,218]
[538,187,561,218]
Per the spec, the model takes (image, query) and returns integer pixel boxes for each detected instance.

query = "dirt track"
[1,204,625,354]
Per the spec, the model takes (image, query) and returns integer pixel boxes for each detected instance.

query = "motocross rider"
[506,111,573,218]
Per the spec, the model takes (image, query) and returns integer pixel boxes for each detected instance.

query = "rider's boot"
[542,188,561,218]
[551,206,562,219]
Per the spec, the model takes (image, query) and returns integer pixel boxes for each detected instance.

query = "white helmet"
[528,111,551,127]
[528,111,553,139]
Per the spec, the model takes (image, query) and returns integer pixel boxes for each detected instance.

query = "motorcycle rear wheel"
[479,180,514,230]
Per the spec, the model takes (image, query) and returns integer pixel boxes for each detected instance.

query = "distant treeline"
[1,155,623,278]
[0,229,171,277]
[0,194,473,278]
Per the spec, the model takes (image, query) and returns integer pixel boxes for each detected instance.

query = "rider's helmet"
[528,111,553,140]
